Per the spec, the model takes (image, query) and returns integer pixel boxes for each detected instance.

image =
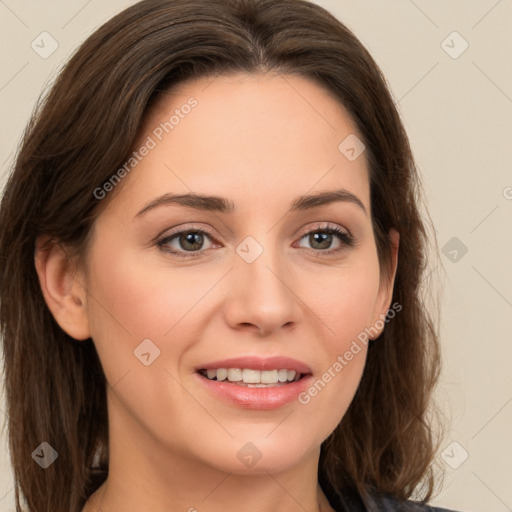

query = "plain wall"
[0,1,511,511]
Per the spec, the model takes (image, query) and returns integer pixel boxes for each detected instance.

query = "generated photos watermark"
[298,301,402,405]
[93,97,198,200]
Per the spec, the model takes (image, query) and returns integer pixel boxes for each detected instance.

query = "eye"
[156,223,355,258]
[156,228,216,257]
[295,224,354,254]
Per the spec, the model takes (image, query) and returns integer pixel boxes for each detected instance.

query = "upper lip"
[196,356,312,374]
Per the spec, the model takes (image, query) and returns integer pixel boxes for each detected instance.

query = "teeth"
[260,370,278,384]
[278,369,288,382]
[201,368,302,384]
[227,368,242,382]
[243,369,261,383]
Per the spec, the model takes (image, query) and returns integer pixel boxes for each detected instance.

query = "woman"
[0,0,457,511]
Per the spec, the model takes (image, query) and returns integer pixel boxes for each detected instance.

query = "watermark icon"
[237,442,262,468]
[441,441,469,469]
[503,186,512,200]
[31,32,59,59]
[441,31,469,59]
[236,236,264,263]
[298,301,402,405]
[32,442,58,468]
[338,133,365,161]
[442,236,468,263]
[134,338,161,366]
[93,97,198,200]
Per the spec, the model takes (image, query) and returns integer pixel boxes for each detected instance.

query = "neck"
[82,406,335,512]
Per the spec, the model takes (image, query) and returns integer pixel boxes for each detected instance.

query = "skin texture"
[35,72,399,512]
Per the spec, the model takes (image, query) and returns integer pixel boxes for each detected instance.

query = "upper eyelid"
[158,222,350,239]
[296,223,350,238]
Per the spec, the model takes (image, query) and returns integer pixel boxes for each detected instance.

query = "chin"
[186,431,319,475]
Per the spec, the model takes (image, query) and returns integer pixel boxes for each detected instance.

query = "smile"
[198,368,302,386]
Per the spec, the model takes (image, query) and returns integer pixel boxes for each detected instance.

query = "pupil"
[311,232,331,250]
[181,232,203,250]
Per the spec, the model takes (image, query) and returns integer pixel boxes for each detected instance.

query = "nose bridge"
[237,232,291,303]
[225,232,300,334]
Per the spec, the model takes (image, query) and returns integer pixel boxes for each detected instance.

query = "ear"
[369,228,400,340]
[34,235,91,340]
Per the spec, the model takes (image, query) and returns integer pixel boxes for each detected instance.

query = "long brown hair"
[0,0,443,510]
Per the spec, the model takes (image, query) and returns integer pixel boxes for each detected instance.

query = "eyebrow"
[135,188,367,218]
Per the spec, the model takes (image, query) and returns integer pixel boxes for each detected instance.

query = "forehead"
[106,72,370,216]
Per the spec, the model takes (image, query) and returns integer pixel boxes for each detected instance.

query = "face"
[77,73,397,475]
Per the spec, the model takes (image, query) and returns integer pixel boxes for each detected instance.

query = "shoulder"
[366,492,462,512]
[330,490,462,512]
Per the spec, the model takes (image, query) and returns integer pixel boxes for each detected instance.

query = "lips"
[195,356,312,374]
[194,356,313,409]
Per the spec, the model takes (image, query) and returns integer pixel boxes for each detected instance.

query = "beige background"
[0,1,511,511]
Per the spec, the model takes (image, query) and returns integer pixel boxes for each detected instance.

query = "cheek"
[86,242,209,339]
[83,244,205,430]
[303,251,381,346]
[295,252,379,419]
[83,241,198,385]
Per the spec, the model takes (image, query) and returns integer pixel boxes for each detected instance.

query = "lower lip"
[195,372,313,410]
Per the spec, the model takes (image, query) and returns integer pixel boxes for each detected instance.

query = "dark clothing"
[329,489,459,512]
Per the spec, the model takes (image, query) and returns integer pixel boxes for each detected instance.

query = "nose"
[222,242,302,337]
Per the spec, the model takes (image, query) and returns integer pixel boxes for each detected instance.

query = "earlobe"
[34,236,91,340]
[370,228,400,340]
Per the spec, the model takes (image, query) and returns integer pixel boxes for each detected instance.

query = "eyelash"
[156,223,355,258]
